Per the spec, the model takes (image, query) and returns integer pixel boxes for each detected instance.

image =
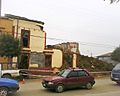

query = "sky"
[1,0,120,56]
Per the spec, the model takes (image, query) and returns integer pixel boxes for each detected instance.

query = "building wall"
[12,19,46,52]
[0,58,8,69]
[52,49,63,68]
[0,17,13,34]
[43,49,63,68]
[13,19,46,68]
[0,16,46,69]
[54,42,80,54]
[30,52,45,68]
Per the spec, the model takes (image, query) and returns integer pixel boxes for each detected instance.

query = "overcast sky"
[1,0,120,56]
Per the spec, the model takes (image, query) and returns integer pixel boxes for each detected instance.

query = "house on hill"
[96,52,119,65]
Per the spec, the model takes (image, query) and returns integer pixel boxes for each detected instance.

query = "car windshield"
[58,69,71,77]
[113,64,120,70]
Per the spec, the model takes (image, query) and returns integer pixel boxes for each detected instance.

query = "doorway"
[18,53,29,69]
[45,55,52,68]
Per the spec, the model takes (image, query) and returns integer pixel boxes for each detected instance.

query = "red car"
[42,68,95,93]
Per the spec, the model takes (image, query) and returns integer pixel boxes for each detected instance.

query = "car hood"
[43,76,63,81]
[0,78,18,84]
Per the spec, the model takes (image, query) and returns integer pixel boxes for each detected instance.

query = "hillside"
[62,54,114,72]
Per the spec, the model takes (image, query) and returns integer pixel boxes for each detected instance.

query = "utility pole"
[0,0,1,32]
[0,0,1,17]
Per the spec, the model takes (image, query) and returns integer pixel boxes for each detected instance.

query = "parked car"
[111,63,120,84]
[1,69,20,78]
[0,69,28,81]
[0,78,19,96]
[42,68,95,93]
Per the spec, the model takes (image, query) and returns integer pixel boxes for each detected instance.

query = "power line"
[26,34,117,48]
[2,31,117,49]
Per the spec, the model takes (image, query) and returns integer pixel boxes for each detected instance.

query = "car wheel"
[0,87,8,96]
[55,84,64,93]
[86,82,92,89]
[2,74,12,79]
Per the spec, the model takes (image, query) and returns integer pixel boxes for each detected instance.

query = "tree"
[0,34,21,68]
[111,46,120,62]
[104,0,119,3]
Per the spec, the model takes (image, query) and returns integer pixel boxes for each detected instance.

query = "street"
[9,76,120,96]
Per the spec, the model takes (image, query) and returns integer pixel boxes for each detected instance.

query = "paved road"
[9,77,120,96]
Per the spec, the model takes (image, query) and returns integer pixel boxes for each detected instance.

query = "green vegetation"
[62,53,73,68]
[104,0,119,3]
[111,46,120,62]
[62,53,114,72]
[77,55,113,71]
[0,34,21,68]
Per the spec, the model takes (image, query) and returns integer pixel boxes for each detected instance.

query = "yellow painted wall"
[12,19,46,52]
[52,49,63,68]
[0,18,13,34]
[30,29,45,52]
[0,58,8,68]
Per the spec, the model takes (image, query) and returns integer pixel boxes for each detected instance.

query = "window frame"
[78,70,89,77]
[67,71,78,78]
[21,29,30,48]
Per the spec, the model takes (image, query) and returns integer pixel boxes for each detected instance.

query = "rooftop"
[97,52,112,57]
[5,14,44,25]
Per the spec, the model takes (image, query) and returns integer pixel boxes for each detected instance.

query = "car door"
[77,70,89,87]
[65,71,79,89]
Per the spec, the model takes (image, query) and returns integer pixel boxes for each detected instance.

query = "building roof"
[0,16,12,20]
[97,52,112,57]
[5,14,44,25]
